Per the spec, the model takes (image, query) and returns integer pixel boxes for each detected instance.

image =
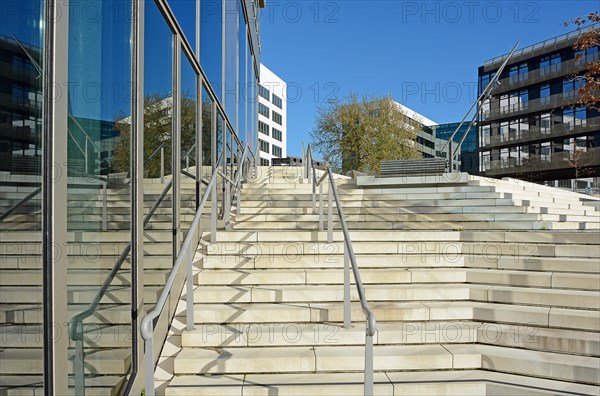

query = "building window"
[259,139,269,153]
[508,62,528,82]
[259,84,270,100]
[272,93,283,109]
[272,145,282,157]
[563,77,585,98]
[272,128,283,141]
[260,158,270,166]
[258,120,270,136]
[272,111,282,125]
[563,107,587,126]
[258,103,269,118]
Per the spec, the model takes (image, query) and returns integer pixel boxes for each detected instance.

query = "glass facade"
[477,28,600,182]
[0,0,261,394]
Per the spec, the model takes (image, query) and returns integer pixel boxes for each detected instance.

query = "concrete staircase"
[163,166,600,395]
[0,175,219,395]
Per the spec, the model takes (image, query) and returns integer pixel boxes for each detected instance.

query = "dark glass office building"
[0,0,263,394]
[434,122,478,174]
[477,25,600,189]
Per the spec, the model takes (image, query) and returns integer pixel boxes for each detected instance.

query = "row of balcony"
[483,23,599,67]
[490,52,599,95]
[479,90,587,122]
[482,146,600,176]
[481,118,600,148]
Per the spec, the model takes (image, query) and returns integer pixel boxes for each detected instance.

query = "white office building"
[258,64,287,165]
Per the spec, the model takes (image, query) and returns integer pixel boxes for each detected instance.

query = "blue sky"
[260,0,600,157]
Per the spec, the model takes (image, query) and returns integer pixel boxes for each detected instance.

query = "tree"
[310,94,422,174]
[563,146,593,191]
[111,92,199,178]
[564,12,600,110]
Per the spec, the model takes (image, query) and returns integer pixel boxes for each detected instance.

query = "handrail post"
[224,179,231,230]
[160,146,165,184]
[186,152,190,171]
[327,179,333,243]
[102,181,107,231]
[312,169,316,214]
[318,182,323,230]
[73,324,85,396]
[211,174,217,243]
[186,243,194,330]
[365,332,374,396]
[344,246,351,328]
[145,336,155,396]
[84,138,88,174]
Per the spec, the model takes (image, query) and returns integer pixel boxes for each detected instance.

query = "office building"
[434,122,478,174]
[258,63,287,165]
[477,25,600,191]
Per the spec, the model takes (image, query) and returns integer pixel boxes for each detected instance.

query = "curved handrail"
[305,144,376,395]
[69,179,173,341]
[140,146,251,396]
[325,167,376,337]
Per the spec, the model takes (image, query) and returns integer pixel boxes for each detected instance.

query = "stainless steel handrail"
[68,178,173,396]
[305,144,377,396]
[140,145,252,396]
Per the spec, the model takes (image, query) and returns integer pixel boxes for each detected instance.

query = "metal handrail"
[144,141,167,167]
[305,144,377,396]
[141,145,253,396]
[0,186,42,222]
[69,179,173,396]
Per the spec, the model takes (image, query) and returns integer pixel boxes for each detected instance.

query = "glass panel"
[169,0,196,52]
[200,0,222,100]
[201,85,213,182]
[181,49,197,236]
[0,1,45,392]
[224,0,238,126]
[238,12,247,147]
[144,0,174,332]
[67,0,133,393]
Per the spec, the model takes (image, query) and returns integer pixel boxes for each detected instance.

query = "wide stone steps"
[178,320,599,356]
[171,343,599,385]
[184,300,598,331]
[194,267,599,290]
[166,370,598,396]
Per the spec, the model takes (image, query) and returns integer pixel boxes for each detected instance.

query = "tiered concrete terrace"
[159,166,600,395]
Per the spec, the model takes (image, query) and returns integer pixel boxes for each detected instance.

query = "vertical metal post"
[160,146,165,184]
[74,336,85,396]
[145,337,155,396]
[224,180,231,229]
[344,246,351,328]
[318,182,323,230]
[364,333,374,396]
[448,139,453,173]
[84,138,88,174]
[186,245,194,330]
[101,181,107,231]
[312,168,316,214]
[186,153,189,171]
[327,179,333,243]
[211,175,217,243]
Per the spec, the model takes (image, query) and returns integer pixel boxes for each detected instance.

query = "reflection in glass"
[0,0,45,392]
[67,0,133,393]
[200,0,223,100]
[181,49,197,235]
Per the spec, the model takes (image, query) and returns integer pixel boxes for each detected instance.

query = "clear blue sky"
[260,0,599,157]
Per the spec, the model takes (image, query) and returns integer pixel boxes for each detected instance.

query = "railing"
[140,145,254,396]
[484,23,600,66]
[304,145,377,396]
[69,179,173,396]
[482,118,600,148]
